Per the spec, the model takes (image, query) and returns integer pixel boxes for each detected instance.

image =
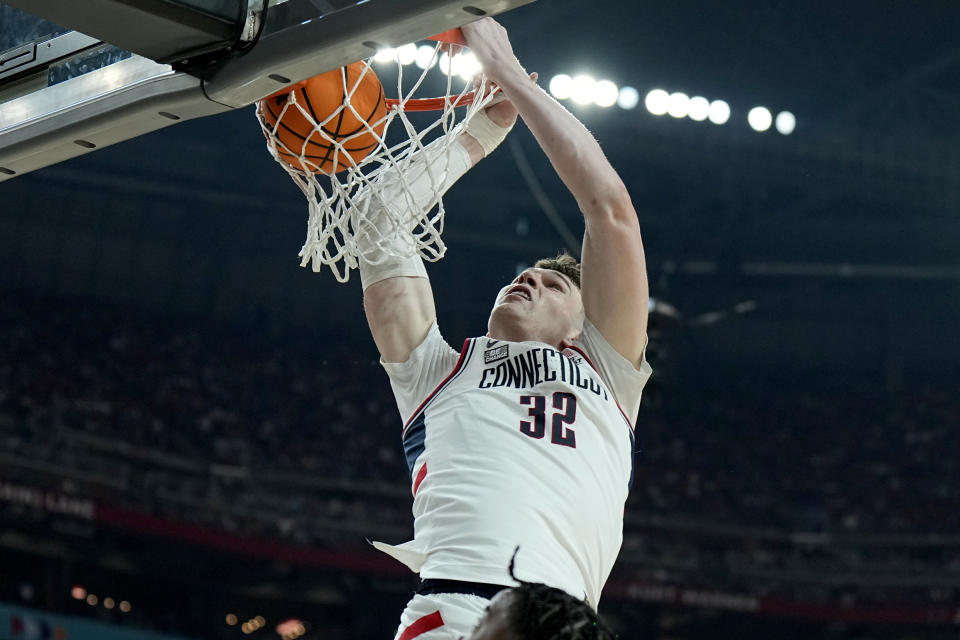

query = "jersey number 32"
[519,392,577,448]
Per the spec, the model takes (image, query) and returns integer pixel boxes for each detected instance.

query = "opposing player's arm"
[463,19,649,366]
[362,125,497,363]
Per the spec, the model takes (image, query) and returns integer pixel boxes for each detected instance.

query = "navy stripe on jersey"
[400,338,477,476]
[403,413,426,476]
[402,338,477,436]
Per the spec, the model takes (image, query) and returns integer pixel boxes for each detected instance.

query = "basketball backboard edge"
[0,0,535,183]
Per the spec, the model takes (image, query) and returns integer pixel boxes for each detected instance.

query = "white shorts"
[393,593,490,640]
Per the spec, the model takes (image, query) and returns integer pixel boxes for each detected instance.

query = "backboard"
[0,0,535,182]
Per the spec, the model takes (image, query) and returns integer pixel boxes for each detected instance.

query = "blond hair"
[533,252,581,289]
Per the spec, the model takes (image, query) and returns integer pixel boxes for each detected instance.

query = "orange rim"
[384,91,478,112]
[383,27,479,112]
[427,28,466,46]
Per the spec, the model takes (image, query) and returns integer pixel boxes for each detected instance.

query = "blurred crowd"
[629,381,958,534]
[1,295,958,604]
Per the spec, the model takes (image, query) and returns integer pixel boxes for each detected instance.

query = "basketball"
[259,61,387,174]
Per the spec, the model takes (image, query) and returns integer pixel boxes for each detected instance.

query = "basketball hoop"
[255,29,496,283]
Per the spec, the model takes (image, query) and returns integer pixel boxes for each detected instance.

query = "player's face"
[488,268,584,348]
[463,589,516,640]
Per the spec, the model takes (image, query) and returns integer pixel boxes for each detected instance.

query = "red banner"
[94,503,406,574]
[4,478,958,627]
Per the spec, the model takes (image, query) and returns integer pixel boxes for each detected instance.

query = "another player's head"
[466,584,617,640]
[465,554,616,640]
[488,252,584,349]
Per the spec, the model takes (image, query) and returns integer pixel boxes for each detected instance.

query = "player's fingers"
[485,90,508,107]
[462,16,509,56]
[472,75,496,93]
[459,17,488,45]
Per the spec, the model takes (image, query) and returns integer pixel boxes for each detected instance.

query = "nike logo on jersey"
[478,346,609,401]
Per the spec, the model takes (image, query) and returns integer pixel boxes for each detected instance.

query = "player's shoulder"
[574,318,652,386]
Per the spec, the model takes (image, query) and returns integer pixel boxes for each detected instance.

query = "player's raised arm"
[462,18,649,367]
[362,94,522,363]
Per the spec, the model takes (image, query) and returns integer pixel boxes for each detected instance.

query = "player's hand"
[478,73,537,129]
[461,17,526,86]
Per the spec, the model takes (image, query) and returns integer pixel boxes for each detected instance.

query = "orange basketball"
[259,62,387,174]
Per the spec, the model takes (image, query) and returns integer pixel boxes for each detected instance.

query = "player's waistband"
[416,578,511,601]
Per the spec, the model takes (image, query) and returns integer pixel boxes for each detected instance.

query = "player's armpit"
[364,275,437,364]
[580,182,649,369]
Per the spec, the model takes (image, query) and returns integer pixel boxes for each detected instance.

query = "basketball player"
[357,17,651,639]
[463,554,618,639]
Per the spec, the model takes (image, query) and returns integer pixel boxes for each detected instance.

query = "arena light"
[667,92,689,118]
[617,86,639,109]
[456,52,482,80]
[775,110,796,135]
[645,89,669,115]
[242,616,266,634]
[86,594,98,606]
[688,96,709,121]
[708,99,730,125]
[373,48,396,63]
[103,597,115,610]
[747,106,772,131]
[593,80,619,107]
[449,53,467,78]
[524,70,793,134]
[396,43,418,66]
[414,45,436,70]
[277,618,306,639]
[570,74,596,105]
[226,614,238,626]
[438,52,472,77]
[119,601,131,613]
[549,74,573,100]
[71,586,86,600]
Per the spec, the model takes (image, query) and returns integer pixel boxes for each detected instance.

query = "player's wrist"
[462,105,513,157]
[456,131,485,165]
[487,59,528,90]
[359,254,427,290]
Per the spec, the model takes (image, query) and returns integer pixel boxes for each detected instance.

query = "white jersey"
[373,318,652,608]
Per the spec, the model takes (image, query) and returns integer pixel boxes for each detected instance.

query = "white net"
[255,40,495,283]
